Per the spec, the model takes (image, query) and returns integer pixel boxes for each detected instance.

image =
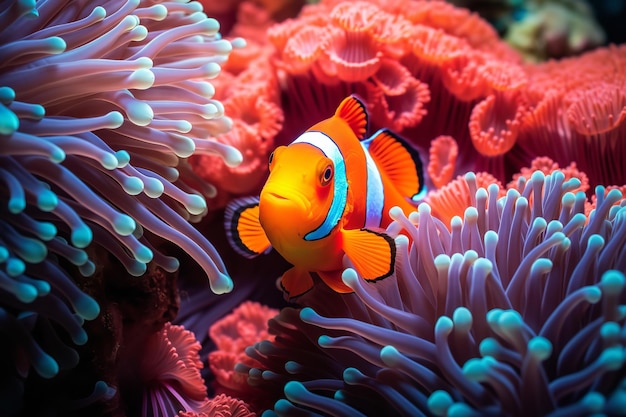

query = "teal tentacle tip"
[343,367,363,384]
[0,86,15,104]
[448,402,476,417]
[600,346,624,371]
[75,295,100,320]
[318,335,332,347]
[428,390,453,416]
[299,307,316,322]
[462,358,489,382]
[453,307,473,333]
[0,105,19,134]
[380,345,400,367]
[122,176,143,195]
[100,152,119,170]
[37,222,57,241]
[71,225,93,248]
[115,150,130,167]
[435,316,454,335]
[15,282,37,303]
[479,337,499,357]
[134,245,153,263]
[582,392,605,413]
[79,260,96,277]
[210,272,233,294]
[8,196,26,214]
[186,194,207,215]
[34,353,59,379]
[601,270,625,295]
[113,214,136,236]
[6,258,26,277]
[528,336,552,361]
[37,189,58,211]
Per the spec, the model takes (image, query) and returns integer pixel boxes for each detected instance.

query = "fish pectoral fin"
[280,267,314,298]
[317,270,353,293]
[224,196,271,258]
[335,95,369,140]
[341,228,396,281]
[365,128,425,199]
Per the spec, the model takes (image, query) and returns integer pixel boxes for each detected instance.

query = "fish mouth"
[262,187,311,212]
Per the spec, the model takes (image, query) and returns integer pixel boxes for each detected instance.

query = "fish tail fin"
[364,128,426,200]
[224,196,272,258]
[341,228,395,281]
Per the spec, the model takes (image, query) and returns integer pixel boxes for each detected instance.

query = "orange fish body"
[225,95,425,298]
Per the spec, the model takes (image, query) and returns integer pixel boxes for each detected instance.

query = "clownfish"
[225,95,425,298]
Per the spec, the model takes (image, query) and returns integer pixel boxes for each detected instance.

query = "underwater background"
[1,0,626,416]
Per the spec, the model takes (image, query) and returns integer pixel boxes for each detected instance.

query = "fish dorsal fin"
[280,267,315,298]
[341,228,395,281]
[224,196,271,258]
[335,95,368,140]
[364,128,425,199]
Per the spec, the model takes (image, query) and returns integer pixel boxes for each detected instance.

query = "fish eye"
[268,151,274,166]
[320,164,333,186]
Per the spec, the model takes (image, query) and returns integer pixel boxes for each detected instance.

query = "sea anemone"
[239,169,626,416]
[189,42,284,209]
[1,0,242,413]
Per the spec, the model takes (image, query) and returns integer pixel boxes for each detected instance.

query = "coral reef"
[3,0,625,416]
[266,0,529,185]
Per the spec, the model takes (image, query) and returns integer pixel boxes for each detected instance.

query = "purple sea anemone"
[239,170,626,416]
[1,0,242,413]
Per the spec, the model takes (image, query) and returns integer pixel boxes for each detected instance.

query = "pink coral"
[177,394,254,417]
[517,45,626,189]
[139,323,211,416]
[508,156,589,194]
[268,0,527,184]
[428,135,458,188]
[208,301,278,394]
[426,172,505,228]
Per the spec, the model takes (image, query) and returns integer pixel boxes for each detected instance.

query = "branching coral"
[238,170,626,416]
[0,0,242,412]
